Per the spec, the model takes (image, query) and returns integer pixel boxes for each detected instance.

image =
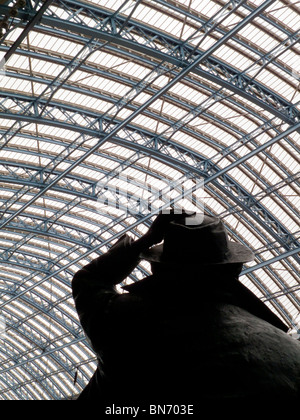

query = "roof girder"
[37,0,300,125]
[1,0,298,400]
[1,95,299,261]
[2,6,297,126]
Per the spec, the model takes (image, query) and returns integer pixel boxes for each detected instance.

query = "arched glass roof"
[0,0,299,400]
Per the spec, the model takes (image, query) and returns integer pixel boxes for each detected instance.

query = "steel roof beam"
[2,187,297,281]
[2,1,298,126]
[154,0,295,38]
[1,88,298,199]
[0,336,90,399]
[1,121,297,220]
[0,215,145,297]
[1,78,298,179]
[245,271,295,328]
[3,42,299,145]
[8,201,296,330]
[1,200,296,328]
[0,214,150,286]
[0,292,90,399]
[1,0,54,66]
[1,160,298,263]
[242,247,300,276]
[0,330,76,400]
[36,2,299,126]
[209,188,300,317]
[1,0,292,162]
[0,0,298,398]
[1,105,299,260]
[0,0,275,226]
[1,206,296,322]
[1,147,298,264]
[0,212,100,250]
[0,135,298,264]
[56,0,299,77]
[0,342,77,400]
[0,89,298,222]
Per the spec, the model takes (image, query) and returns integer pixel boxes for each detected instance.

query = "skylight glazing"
[0,0,299,399]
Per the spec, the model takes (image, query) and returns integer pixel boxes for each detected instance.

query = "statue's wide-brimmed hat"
[140,214,254,266]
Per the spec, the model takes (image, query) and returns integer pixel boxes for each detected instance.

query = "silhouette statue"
[72,212,300,404]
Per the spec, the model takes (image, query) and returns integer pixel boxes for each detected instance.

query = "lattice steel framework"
[0,0,299,399]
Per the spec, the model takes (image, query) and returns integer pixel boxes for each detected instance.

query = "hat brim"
[139,241,254,265]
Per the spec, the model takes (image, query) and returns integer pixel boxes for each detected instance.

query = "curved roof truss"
[0,0,299,399]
